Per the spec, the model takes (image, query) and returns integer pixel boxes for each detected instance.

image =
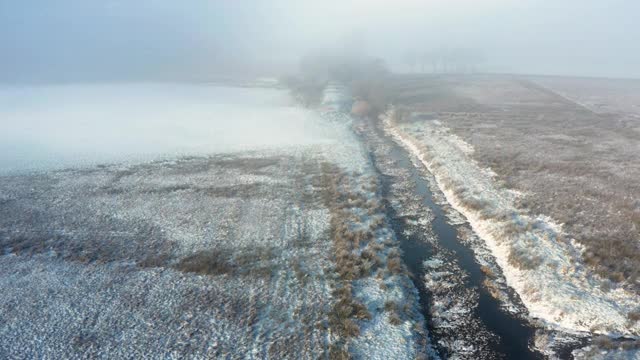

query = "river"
[358,116,543,359]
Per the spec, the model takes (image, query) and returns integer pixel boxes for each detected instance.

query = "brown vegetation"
[383,301,405,326]
[174,246,276,277]
[390,75,640,290]
[317,161,410,351]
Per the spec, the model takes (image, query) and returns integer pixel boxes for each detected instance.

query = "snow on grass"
[353,113,493,358]
[384,108,640,338]
[318,157,427,360]
[0,84,427,359]
[312,85,429,359]
[0,152,339,358]
[573,343,640,359]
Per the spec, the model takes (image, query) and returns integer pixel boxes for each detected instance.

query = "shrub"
[593,335,616,349]
[388,313,403,326]
[327,343,351,360]
[360,259,374,275]
[628,310,640,323]
[332,284,352,299]
[330,317,360,338]
[369,242,385,252]
[361,248,377,261]
[352,303,372,321]
[175,250,233,275]
[369,216,385,229]
[384,301,397,312]
[507,247,542,270]
[387,255,404,274]
[464,196,491,212]
[479,265,495,278]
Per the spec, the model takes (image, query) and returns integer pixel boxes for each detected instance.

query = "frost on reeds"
[318,162,415,356]
[386,108,640,336]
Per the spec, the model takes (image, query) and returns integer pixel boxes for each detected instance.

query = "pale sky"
[1,0,639,81]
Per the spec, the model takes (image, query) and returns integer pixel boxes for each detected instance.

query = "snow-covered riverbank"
[383,109,640,339]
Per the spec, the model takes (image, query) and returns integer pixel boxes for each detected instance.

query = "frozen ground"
[384,74,640,354]
[1,152,338,358]
[0,84,427,358]
[386,115,639,336]
[386,75,640,292]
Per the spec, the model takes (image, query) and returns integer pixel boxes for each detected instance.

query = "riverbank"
[353,115,542,358]
[383,107,640,353]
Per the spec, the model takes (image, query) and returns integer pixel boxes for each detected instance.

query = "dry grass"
[318,162,412,349]
[327,343,351,360]
[507,247,543,271]
[391,74,640,291]
[387,254,405,275]
[173,246,276,277]
[382,301,405,326]
[628,310,640,324]
[0,154,339,358]
[321,163,374,341]
[174,250,234,275]
[592,335,640,351]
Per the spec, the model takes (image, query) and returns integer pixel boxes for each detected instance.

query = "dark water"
[367,124,542,359]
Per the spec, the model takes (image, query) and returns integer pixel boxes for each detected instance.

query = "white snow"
[0,83,361,173]
[383,109,640,337]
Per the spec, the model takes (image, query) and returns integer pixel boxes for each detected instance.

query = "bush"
[388,313,403,326]
[330,316,360,338]
[327,343,351,360]
[384,301,397,312]
[352,303,372,321]
[507,247,542,270]
[628,310,640,323]
[387,255,404,274]
[479,265,495,278]
[175,250,233,275]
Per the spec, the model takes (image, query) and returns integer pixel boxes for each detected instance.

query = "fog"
[0,84,340,173]
[2,0,639,82]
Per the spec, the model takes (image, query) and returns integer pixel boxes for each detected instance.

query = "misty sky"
[1,0,639,82]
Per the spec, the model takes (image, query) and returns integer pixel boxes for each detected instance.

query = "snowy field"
[0,84,351,173]
[0,84,426,358]
[383,74,640,355]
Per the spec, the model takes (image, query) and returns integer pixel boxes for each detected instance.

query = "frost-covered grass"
[0,84,428,359]
[387,75,640,292]
[353,112,497,359]
[314,88,428,358]
[384,109,640,338]
[0,152,341,358]
[317,161,429,359]
[572,338,640,360]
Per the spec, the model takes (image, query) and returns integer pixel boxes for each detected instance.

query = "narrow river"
[363,120,542,359]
